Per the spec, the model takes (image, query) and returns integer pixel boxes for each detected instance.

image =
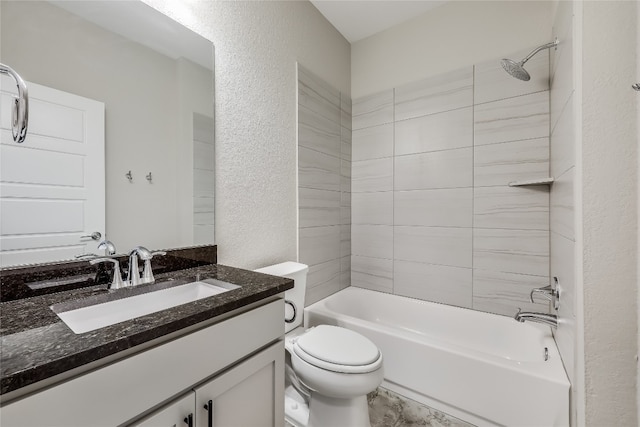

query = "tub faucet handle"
[529,285,560,310]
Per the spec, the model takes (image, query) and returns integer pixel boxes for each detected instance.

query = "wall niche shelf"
[508,177,555,187]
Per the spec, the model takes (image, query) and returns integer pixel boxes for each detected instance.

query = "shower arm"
[519,39,559,66]
[0,63,29,143]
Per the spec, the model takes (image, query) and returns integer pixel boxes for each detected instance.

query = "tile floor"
[367,387,475,427]
[285,386,475,427]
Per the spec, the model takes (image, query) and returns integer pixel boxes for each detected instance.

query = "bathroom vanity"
[0,253,292,426]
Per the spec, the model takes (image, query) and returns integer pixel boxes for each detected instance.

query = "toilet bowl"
[255,262,383,427]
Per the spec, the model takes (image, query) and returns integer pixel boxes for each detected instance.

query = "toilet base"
[308,393,371,427]
[285,386,309,427]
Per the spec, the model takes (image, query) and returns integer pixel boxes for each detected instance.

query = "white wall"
[580,1,638,425]
[144,0,351,268]
[352,1,552,98]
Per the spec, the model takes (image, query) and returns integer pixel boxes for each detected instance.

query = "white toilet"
[255,262,383,427]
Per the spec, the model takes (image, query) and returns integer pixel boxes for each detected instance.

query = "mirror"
[0,1,215,267]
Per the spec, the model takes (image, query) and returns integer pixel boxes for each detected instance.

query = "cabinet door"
[195,341,285,427]
[132,392,196,427]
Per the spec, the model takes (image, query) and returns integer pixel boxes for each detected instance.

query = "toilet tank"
[254,262,308,333]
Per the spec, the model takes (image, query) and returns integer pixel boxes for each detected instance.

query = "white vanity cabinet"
[133,341,284,427]
[134,392,196,427]
[194,341,284,427]
[0,299,284,427]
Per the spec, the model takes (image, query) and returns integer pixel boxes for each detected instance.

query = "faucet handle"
[89,257,125,290]
[130,246,152,260]
[140,251,167,285]
[530,284,560,310]
[97,240,117,255]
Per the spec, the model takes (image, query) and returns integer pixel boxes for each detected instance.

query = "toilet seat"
[292,325,382,374]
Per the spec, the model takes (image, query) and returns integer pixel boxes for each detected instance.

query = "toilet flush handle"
[285,300,297,323]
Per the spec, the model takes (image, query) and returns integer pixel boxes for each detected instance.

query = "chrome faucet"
[97,240,117,256]
[529,284,560,310]
[514,309,558,328]
[127,246,166,286]
[127,247,151,287]
[90,257,125,290]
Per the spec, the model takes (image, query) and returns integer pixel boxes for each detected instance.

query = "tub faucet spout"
[514,309,558,328]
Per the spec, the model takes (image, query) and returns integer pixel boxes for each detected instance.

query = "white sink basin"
[55,279,239,334]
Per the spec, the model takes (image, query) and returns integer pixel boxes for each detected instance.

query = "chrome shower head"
[500,38,559,82]
[500,59,530,81]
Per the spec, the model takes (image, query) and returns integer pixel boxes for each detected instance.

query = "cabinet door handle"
[183,413,193,427]
[203,400,213,427]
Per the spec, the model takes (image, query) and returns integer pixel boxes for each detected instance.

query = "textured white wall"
[143,0,351,268]
[581,1,638,425]
[351,1,552,98]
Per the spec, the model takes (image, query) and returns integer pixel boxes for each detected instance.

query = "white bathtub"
[304,287,570,427]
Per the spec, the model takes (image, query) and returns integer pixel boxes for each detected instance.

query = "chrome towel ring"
[0,63,29,143]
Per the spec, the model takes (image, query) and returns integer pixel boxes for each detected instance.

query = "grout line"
[471,64,476,310]
[391,87,396,296]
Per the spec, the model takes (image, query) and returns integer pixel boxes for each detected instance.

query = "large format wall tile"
[341,163,352,197]
[474,138,549,187]
[352,158,393,193]
[395,67,473,121]
[298,105,341,158]
[395,188,472,227]
[394,226,472,268]
[474,186,549,230]
[298,187,341,228]
[298,146,341,191]
[352,224,393,259]
[299,65,340,107]
[474,47,549,105]
[551,0,573,80]
[299,77,341,124]
[394,260,472,308]
[352,90,394,130]
[473,228,549,276]
[550,94,574,178]
[306,279,344,306]
[394,107,472,156]
[472,269,548,315]
[550,4,576,413]
[306,258,341,289]
[353,123,394,161]
[299,225,341,266]
[297,67,351,306]
[352,192,393,225]
[474,90,549,146]
[351,255,393,293]
[340,225,351,258]
[346,51,552,317]
[551,231,576,318]
[341,125,352,161]
[341,93,352,131]
[395,148,472,191]
[550,167,574,241]
[340,255,351,288]
[550,30,574,131]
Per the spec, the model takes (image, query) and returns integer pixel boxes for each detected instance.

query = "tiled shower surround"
[297,65,352,306]
[351,48,552,316]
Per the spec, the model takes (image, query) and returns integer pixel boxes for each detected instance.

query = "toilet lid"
[293,325,381,373]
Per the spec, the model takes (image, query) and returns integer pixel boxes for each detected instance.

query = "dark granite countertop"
[0,264,293,396]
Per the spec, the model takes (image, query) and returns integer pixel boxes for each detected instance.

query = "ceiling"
[309,0,447,43]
